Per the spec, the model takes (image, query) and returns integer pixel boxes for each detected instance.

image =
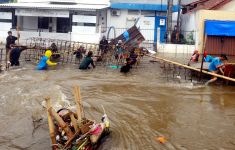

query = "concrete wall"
[219,0,235,12]
[196,10,235,52]
[157,43,195,54]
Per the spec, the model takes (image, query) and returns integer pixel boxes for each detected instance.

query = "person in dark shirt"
[79,51,95,70]
[74,45,85,63]
[120,58,132,73]
[50,43,60,59]
[99,36,109,54]
[129,49,138,65]
[6,31,19,54]
[9,46,27,66]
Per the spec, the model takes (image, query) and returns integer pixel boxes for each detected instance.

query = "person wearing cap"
[206,54,228,85]
[6,31,20,65]
[37,50,57,70]
[116,40,124,64]
[79,51,95,69]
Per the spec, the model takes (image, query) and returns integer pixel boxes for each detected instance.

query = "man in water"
[9,45,27,66]
[120,58,132,73]
[205,54,228,85]
[99,36,109,55]
[79,51,95,69]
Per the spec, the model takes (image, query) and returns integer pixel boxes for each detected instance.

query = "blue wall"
[0,0,10,3]
[111,3,179,12]
[155,16,167,43]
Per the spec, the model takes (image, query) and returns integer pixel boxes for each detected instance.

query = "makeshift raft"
[45,86,110,150]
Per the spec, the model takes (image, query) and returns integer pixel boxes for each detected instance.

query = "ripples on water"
[0,59,235,150]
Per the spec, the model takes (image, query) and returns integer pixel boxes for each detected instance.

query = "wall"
[157,43,195,54]
[219,0,235,11]
[22,16,38,31]
[0,12,12,43]
[196,10,235,52]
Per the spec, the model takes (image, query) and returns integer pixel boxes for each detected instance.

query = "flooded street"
[0,58,235,150]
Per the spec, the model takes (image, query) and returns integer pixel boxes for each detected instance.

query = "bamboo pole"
[45,97,57,150]
[69,112,79,132]
[200,34,207,73]
[146,54,235,82]
[48,107,74,139]
[16,26,20,45]
[72,86,83,123]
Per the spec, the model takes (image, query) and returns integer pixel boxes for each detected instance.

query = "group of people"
[189,50,228,85]
[5,31,142,74]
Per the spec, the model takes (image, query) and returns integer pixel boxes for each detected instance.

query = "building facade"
[105,0,179,45]
[0,0,109,43]
[181,0,235,55]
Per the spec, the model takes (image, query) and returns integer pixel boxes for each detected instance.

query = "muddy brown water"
[0,56,235,150]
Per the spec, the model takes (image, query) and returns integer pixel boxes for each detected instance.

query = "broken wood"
[45,97,57,150]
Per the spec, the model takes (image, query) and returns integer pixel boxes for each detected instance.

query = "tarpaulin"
[205,20,235,37]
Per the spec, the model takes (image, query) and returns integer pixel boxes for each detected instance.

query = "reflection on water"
[0,58,235,150]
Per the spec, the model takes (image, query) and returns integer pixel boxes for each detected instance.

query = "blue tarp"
[111,3,179,12]
[205,20,235,37]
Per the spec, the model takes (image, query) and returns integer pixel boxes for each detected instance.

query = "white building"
[0,0,109,43]
[105,0,180,45]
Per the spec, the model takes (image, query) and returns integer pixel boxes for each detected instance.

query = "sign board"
[72,15,96,23]
[15,9,69,18]
[159,19,165,26]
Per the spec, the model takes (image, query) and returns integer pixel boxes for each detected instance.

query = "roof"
[182,0,231,13]
[0,2,109,10]
[111,3,179,12]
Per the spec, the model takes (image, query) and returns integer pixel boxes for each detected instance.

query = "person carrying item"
[9,45,27,66]
[37,50,57,70]
[6,31,20,65]
[205,54,228,85]
[79,51,95,70]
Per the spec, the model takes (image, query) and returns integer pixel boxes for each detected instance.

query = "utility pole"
[166,0,173,43]
[176,0,182,42]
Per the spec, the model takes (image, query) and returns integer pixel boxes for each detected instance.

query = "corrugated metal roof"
[182,0,231,13]
[0,2,109,10]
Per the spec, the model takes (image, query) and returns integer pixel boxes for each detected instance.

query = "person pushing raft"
[37,50,57,70]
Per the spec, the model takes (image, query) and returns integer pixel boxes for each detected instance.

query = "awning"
[111,3,179,12]
[205,20,235,36]
[0,2,109,11]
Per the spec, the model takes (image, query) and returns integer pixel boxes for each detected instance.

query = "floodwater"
[0,57,235,150]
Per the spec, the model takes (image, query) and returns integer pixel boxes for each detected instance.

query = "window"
[38,17,49,29]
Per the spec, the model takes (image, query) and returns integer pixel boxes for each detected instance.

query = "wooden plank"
[146,54,235,82]
[72,86,83,123]
[48,107,74,139]
[45,97,57,150]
